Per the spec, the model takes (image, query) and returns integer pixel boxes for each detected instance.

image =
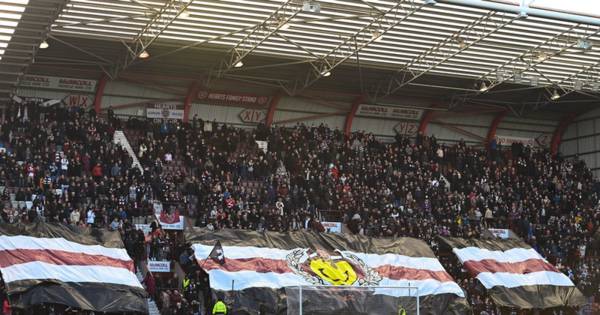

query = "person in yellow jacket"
[212,299,227,315]
[398,305,407,315]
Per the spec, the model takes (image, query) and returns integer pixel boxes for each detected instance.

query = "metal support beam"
[551,113,577,156]
[216,0,303,75]
[265,94,282,127]
[344,95,365,137]
[476,24,600,94]
[437,0,600,26]
[120,0,194,74]
[183,81,199,123]
[93,75,109,114]
[283,0,426,96]
[374,11,515,100]
[535,60,600,110]
[486,109,508,149]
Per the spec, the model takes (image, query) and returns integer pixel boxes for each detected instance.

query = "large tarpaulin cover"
[0,222,148,313]
[187,227,469,315]
[439,237,585,309]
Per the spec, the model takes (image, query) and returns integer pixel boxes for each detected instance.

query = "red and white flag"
[441,237,585,309]
[189,229,467,314]
[0,225,147,313]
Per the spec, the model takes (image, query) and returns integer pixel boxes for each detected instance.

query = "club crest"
[286,248,382,286]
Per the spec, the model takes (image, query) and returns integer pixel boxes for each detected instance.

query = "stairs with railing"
[113,130,143,174]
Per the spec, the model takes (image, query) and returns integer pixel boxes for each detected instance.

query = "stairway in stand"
[147,298,161,315]
[113,130,144,174]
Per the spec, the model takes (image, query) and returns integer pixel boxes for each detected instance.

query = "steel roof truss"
[373,10,516,100]
[284,0,426,96]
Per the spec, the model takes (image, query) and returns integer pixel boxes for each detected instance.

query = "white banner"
[488,228,510,239]
[255,140,268,153]
[496,135,536,147]
[321,221,342,233]
[357,104,423,120]
[146,108,184,120]
[20,75,97,92]
[135,224,151,235]
[147,260,171,273]
[155,214,185,230]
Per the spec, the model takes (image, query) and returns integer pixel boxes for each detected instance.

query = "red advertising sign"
[197,90,270,107]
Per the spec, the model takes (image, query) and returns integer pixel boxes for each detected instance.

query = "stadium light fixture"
[321,70,331,77]
[302,1,320,13]
[234,60,244,68]
[39,40,49,49]
[371,30,383,42]
[550,89,560,101]
[479,81,489,92]
[138,50,150,59]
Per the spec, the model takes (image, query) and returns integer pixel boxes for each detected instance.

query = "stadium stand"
[3,1,600,313]
[0,101,598,314]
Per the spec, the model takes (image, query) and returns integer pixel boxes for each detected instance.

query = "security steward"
[398,305,407,315]
[212,299,227,315]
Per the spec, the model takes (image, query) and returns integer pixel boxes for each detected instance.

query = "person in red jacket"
[91,163,103,180]
[3,298,10,315]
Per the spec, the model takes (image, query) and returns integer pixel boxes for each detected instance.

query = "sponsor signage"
[64,94,92,107]
[197,90,270,107]
[394,121,419,136]
[496,135,533,146]
[146,108,184,120]
[239,109,267,123]
[356,104,423,120]
[20,75,97,93]
[321,221,342,233]
[148,260,171,273]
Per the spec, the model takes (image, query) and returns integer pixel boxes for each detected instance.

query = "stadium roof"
[2,0,600,116]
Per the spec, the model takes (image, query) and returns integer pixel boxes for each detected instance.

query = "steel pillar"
[486,109,508,149]
[344,95,365,136]
[265,94,282,127]
[183,81,199,123]
[93,75,109,114]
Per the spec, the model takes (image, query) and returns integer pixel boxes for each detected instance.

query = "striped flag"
[188,228,468,315]
[0,223,147,313]
[440,237,585,309]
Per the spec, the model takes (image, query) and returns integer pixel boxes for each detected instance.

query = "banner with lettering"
[357,104,423,120]
[20,75,97,93]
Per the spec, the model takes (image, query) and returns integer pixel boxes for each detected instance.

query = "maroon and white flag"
[188,228,468,314]
[0,223,147,313]
[440,237,585,309]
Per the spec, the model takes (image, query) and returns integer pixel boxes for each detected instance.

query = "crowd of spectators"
[0,101,599,314]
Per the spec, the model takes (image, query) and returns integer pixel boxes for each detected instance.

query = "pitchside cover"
[440,237,585,309]
[0,222,148,313]
[187,228,468,315]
